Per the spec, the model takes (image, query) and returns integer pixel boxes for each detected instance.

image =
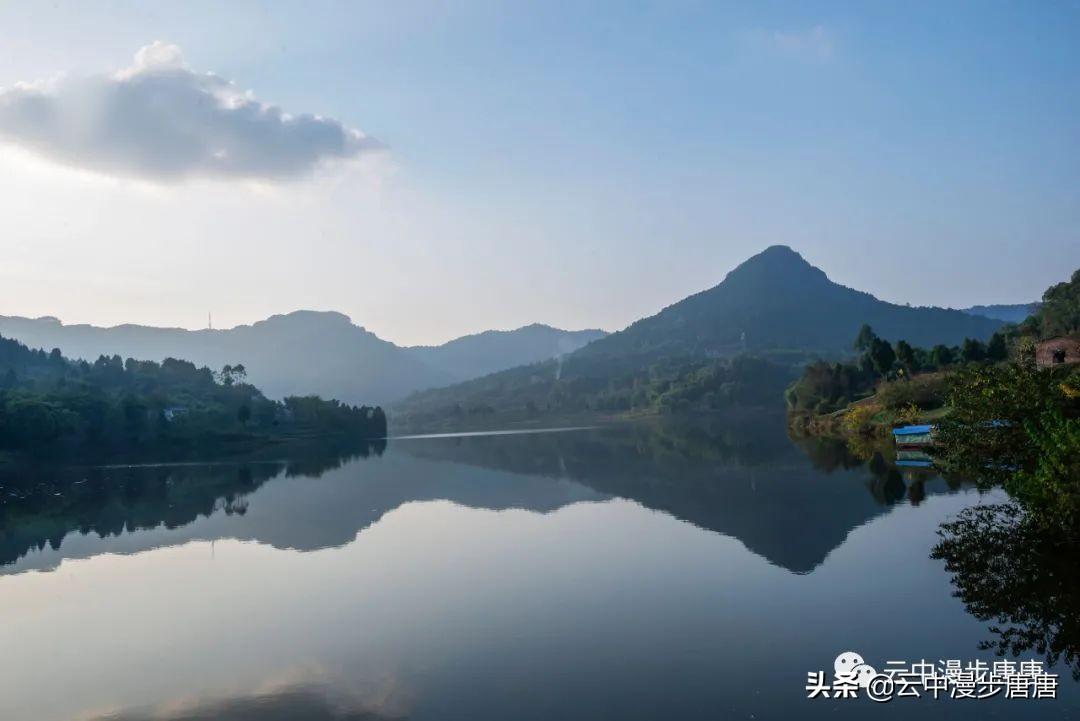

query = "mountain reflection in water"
[2,413,956,576]
[0,413,1075,721]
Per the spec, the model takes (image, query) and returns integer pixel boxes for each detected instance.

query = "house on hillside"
[1036,337,1080,368]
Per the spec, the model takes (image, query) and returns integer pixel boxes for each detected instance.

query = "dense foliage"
[785,360,872,414]
[930,269,1080,538]
[592,356,797,414]
[0,333,386,455]
[1020,267,1080,338]
[935,346,1080,536]
[785,324,1006,414]
[395,353,798,430]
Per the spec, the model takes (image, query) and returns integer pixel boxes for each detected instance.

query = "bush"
[896,402,922,426]
[875,373,948,411]
[1006,408,1080,537]
[936,357,1080,538]
[843,404,878,436]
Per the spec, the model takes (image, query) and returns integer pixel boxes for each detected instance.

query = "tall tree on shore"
[868,337,896,377]
[854,324,876,352]
[895,340,919,373]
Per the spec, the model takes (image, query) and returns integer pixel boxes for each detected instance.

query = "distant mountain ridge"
[959,303,1039,324]
[0,312,606,406]
[404,324,605,381]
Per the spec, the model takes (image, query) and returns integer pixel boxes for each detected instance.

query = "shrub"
[843,404,878,436]
[896,402,922,426]
[875,373,948,411]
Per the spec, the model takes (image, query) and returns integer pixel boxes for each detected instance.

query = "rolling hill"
[0,312,605,406]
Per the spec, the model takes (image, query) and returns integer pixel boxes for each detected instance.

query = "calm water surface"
[0,413,1075,720]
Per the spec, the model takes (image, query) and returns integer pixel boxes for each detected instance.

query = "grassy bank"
[787,391,950,440]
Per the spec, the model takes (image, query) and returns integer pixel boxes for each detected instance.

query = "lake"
[0,412,1075,720]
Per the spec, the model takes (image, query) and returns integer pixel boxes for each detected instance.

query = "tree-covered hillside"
[392,353,800,432]
[572,246,1002,373]
[1020,267,1080,339]
[393,246,1004,431]
[961,303,1039,324]
[0,333,386,455]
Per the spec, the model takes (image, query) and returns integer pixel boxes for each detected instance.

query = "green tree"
[121,394,148,438]
[1038,268,1080,338]
[371,406,387,437]
[961,338,986,363]
[867,337,896,377]
[1006,408,1080,536]
[935,353,1079,536]
[854,324,877,352]
[931,344,955,367]
[895,340,919,373]
[986,332,1008,361]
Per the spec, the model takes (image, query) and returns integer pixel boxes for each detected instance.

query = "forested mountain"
[393,246,1006,430]
[0,312,605,405]
[404,324,606,382]
[960,303,1039,324]
[571,245,1002,373]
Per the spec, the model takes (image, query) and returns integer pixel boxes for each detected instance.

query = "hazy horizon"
[0,244,1044,348]
[0,306,613,348]
[1,2,1077,346]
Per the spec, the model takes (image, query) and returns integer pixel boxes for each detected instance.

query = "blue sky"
[0,1,1076,344]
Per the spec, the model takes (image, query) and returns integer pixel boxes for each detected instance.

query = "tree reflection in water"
[932,503,1080,679]
[793,433,965,507]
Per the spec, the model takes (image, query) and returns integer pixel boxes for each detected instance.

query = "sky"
[0,1,1077,346]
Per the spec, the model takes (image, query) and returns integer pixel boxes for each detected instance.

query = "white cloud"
[773,25,834,60]
[0,41,379,182]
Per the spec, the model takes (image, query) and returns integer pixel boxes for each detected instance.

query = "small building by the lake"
[1036,336,1080,368]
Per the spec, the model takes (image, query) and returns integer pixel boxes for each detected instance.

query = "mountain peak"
[737,244,812,269]
[759,244,800,258]
[258,310,354,328]
[720,245,827,289]
[570,244,1003,366]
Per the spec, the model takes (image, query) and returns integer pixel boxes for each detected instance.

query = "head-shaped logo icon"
[834,651,876,688]
[834,651,864,676]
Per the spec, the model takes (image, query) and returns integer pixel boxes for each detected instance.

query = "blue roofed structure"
[892,424,935,448]
[893,425,934,436]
